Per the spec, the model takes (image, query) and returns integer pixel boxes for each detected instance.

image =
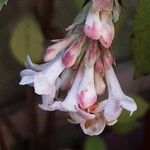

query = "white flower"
[20,54,65,95]
[51,65,84,112]
[103,67,137,123]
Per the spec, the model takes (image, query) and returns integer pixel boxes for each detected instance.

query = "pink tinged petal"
[62,35,86,67]
[77,66,97,109]
[80,116,106,136]
[34,55,65,95]
[60,68,75,90]
[99,11,115,48]
[52,66,84,112]
[103,99,122,123]
[84,11,102,40]
[43,34,77,62]
[94,71,106,95]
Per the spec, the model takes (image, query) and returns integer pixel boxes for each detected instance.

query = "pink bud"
[84,11,102,40]
[43,34,77,62]
[62,35,86,67]
[77,65,97,109]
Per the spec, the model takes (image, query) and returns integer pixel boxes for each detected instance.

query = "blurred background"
[0,0,150,150]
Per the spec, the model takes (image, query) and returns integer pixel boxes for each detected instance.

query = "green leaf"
[10,15,44,65]
[84,137,106,150]
[132,0,150,76]
[113,95,149,134]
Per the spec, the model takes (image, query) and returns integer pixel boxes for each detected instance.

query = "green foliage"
[84,137,106,150]
[10,15,44,65]
[132,0,150,76]
[0,0,8,10]
[113,95,149,134]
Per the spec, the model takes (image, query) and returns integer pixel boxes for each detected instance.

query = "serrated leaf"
[113,95,149,134]
[84,137,106,150]
[10,15,44,65]
[132,0,150,76]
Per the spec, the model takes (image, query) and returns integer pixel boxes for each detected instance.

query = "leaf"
[10,15,44,65]
[84,137,106,150]
[113,95,149,134]
[0,0,8,10]
[132,0,150,76]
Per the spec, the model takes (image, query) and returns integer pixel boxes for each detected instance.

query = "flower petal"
[34,55,65,95]
[104,99,122,122]
[80,116,106,136]
[120,95,137,116]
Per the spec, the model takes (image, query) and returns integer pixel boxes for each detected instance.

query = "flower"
[20,54,65,96]
[103,67,137,123]
[19,0,137,136]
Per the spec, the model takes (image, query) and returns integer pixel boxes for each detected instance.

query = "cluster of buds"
[20,0,137,136]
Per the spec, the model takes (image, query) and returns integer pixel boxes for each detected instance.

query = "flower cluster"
[20,0,137,136]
